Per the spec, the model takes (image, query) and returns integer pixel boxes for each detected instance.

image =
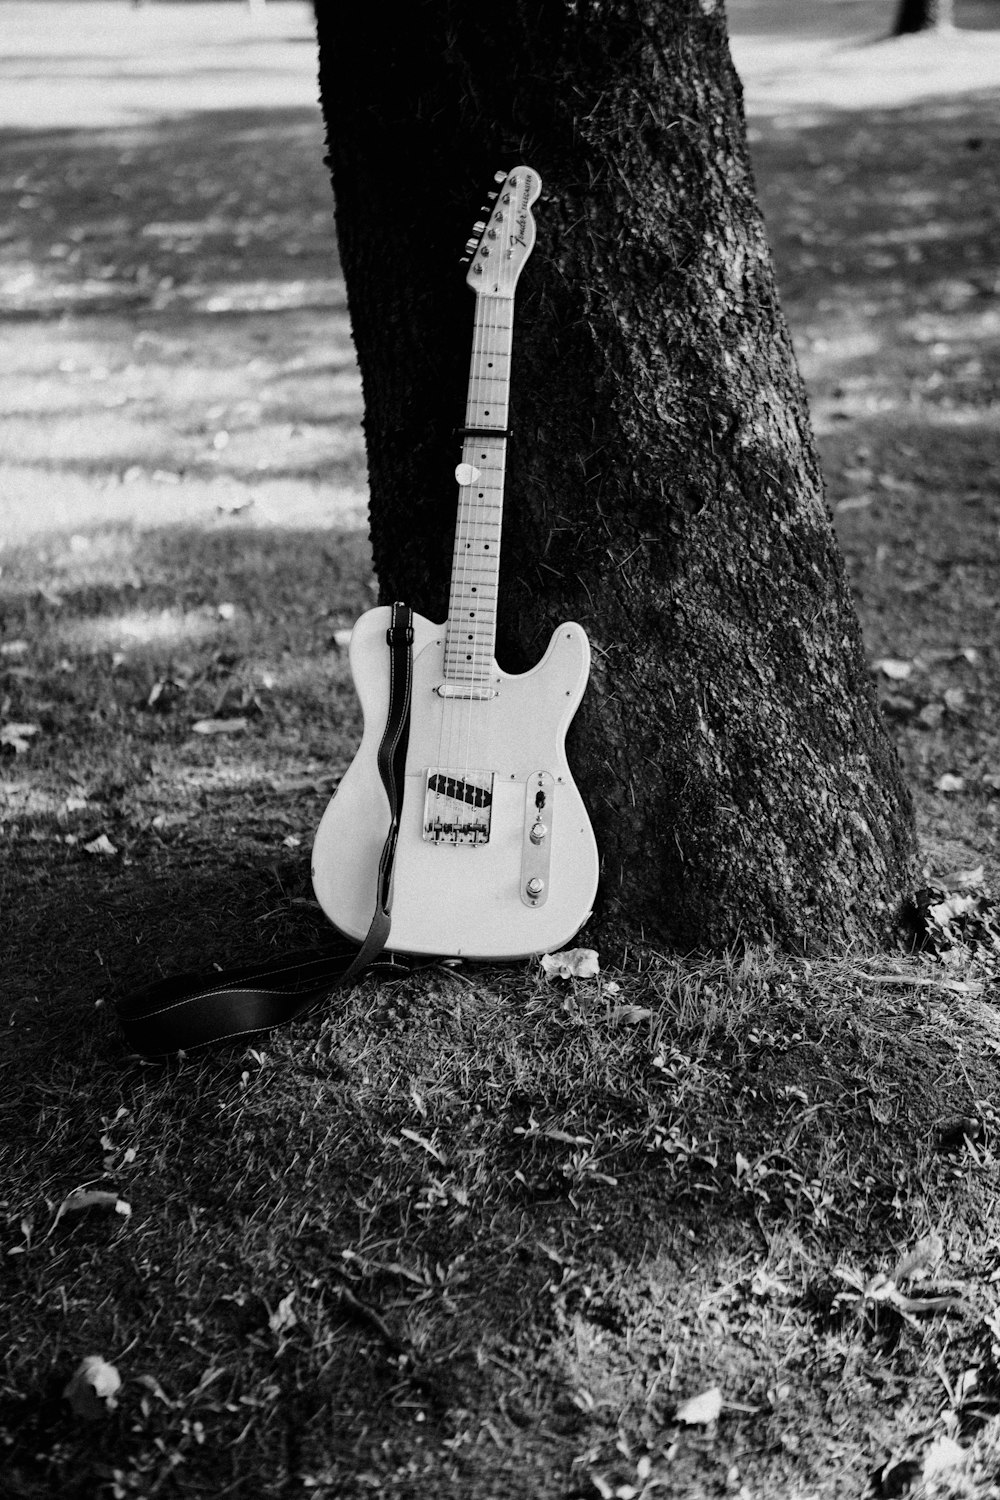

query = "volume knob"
[526,877,545,898]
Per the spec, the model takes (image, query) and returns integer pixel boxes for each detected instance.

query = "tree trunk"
[894,0,955,33]
[313,0,917,954]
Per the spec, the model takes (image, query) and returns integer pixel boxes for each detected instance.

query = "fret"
[444,293,517,677]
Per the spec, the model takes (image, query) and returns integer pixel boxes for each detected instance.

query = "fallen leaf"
[929,893,978,926]
[891,1288,967,1316]
[540,947,600,980]
[191,717,248,735]
[1,722,40,754]
[936,774,965,794]
[675,1386,723,1426]
[52,1187,131,1231]
[922,1434,965,1481]
[893,1232,944,1287]
[269,1291,298,1336]
[540,1127,593,1145]
[874,658,913,680]
[64,1355,121,1420]
[216,602,236,620]
[84,834,118,857]
[612,1005,652,1024]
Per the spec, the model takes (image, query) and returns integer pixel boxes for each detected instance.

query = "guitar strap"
[115,602,416,1058]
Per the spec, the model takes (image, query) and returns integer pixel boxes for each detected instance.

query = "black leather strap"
[115,602,416,1058]
[338,601,414,985]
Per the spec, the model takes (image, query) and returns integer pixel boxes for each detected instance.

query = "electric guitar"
[311,166,599,958]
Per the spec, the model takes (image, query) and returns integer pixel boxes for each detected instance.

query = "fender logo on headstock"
[511,175,534,249]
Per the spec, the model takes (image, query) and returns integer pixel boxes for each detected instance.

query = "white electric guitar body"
[312,167,599,959]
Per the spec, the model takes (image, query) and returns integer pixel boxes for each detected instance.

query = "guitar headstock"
[463,166,542,298]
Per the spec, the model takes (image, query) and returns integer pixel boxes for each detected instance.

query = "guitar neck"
[443,293,514,685]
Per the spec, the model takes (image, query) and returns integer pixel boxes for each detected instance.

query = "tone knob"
[526,877,545,898]
[529,821,547,845]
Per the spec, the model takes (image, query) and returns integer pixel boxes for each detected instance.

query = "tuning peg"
[493,169,507,184]
[473,220,487,233]
[486,191,498,201]
[464,238,478,254]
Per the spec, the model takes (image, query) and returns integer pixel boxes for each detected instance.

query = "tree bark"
[313,0,917,954]
[894,0,955,34]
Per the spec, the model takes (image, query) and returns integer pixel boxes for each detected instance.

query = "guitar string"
[469,176,514,849]
[454,191,496,840]
[462,246,493,828]
[464,267,492,810]
[476,281,506,821]
[439,199,485,837]
[468,195,510,839]
[439,172,520,848]
[484,177,519,845]
[458,230,487,822]
[440,204,475,824]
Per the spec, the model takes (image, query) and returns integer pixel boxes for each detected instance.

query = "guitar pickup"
[435,681,499,700]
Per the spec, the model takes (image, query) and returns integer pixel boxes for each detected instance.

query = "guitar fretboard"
[443,294,514,685]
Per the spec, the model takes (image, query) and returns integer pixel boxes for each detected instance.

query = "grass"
[2,3,1000,1496]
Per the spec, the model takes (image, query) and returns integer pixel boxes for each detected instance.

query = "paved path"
[0,1,319,129]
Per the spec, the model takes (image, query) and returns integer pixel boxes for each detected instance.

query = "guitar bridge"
[423,768,494,845]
